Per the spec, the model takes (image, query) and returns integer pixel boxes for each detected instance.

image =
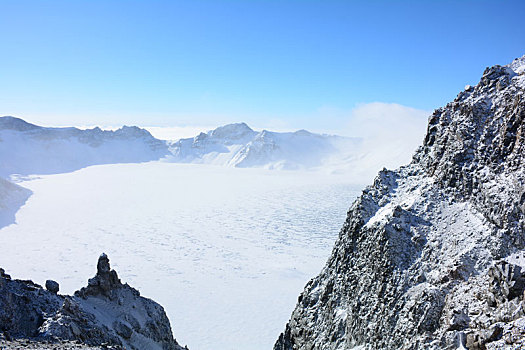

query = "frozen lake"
[0,162,362,350]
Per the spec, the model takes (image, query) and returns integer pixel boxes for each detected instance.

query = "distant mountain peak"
[293,129,313,136]
[0,116,40,131]
[208,122,255,139]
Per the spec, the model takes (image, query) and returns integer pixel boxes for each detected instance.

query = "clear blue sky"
[1,0,524,131]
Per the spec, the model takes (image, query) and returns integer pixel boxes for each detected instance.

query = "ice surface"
[0,162,361,350]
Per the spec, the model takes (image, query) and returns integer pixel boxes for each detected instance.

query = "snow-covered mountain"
[275,56,525,349]
[0,116,169,178]
[167,122,360,170]
[0,117,361,175]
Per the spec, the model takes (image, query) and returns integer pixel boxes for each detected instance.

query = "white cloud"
[318,102,432,182]
[144,126,215,140]
[348,102,430,170]
[345,102,430,141]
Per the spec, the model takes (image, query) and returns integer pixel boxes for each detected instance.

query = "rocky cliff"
[274,56,525,350]
[0,254,187,350]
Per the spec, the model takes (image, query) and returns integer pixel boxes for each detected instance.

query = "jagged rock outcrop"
[0,254,187,350]
[275,56,525,349]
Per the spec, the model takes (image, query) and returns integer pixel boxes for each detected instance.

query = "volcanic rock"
[45,280,59,294]
[0,254,188,350]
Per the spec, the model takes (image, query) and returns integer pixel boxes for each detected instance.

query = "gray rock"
[45,280,59,294]
[0,268,11,279]
[447,309,470,331]
[0,254,188,350]
[75,253,123,299]
[70,322,81,337]
[113,321,132,339]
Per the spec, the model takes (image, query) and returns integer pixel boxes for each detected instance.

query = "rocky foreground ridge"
[274,57,525,350]
[0,254,187,350]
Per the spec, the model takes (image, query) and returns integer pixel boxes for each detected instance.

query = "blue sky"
[1,0,524,134]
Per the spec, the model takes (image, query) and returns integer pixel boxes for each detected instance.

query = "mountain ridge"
[167,122,360,170]
[0,117,361,175]
[0,116,169,178]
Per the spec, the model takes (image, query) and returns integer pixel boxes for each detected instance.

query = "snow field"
[0,162,361,350]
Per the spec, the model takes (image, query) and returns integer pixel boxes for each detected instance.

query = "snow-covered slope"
[275,56,525,349]
[0,116,169,178]
[167,122,360,170]
[0,178,31,228]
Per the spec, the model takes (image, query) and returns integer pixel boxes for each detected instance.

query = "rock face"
[274,56,525,349]
[45,280,59,294]
[0,254,187,350]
